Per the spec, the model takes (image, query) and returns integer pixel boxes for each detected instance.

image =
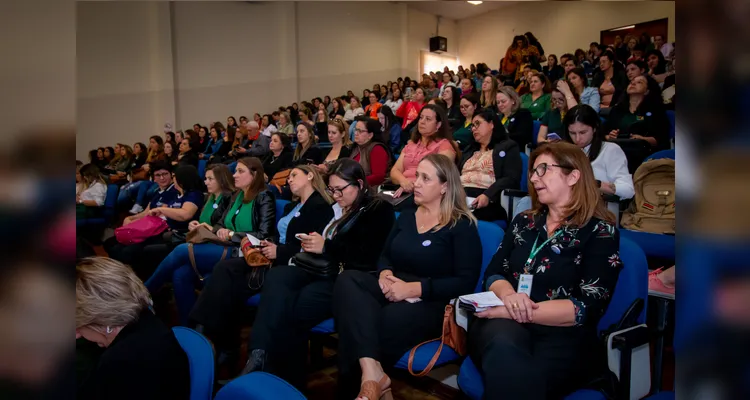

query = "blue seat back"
[519,152,529,192]
[645,149,675,162]
[275,199,291,224]
[666,110,675,140]
[103,184,120,221]
[214,372,306,400]
[228,161,237,174]
[475,221,504,293]
[172,327,214,400]
[597,237,648,333]
[198,160,207,179]
[531,121,542,146]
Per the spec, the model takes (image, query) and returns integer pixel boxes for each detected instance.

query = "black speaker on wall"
[429,36,447,53]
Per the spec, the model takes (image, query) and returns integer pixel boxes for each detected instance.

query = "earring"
[106,326,113,334]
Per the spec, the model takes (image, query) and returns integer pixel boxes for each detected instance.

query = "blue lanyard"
[524,230,563,274]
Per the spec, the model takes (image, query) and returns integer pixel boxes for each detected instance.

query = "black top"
[378,210,482,302]
[314,122,329,142]
[506,108,534,151]
[591,69,629,107]
[543,65,565,83]
[78,310,190,400]
[459,139,523,202]
[291,145,324,167]
[329,107,346,120]
[321,145,352,163]
[207,192,233,226]
[484,210,622,331]
[262,149,294,180]
[210,140,233,161]
[276,191,334,265]
[177,151,199,168]
[131,155,147,170]
[213,190,279,245]
[324,198,395,272]
[604,103,671,151]
[446,104,463,131]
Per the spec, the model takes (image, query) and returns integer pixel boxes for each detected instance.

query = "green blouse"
[453,119,474,149]
[223,194,255,232]
[520,92,551,120]
[540,109,565,137]
[198,194,221,225]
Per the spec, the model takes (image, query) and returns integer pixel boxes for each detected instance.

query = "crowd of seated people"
[76,28,675,399]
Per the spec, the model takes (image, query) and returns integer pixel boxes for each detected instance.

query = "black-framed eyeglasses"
[528,163,573,178]
[154,172,171,179]
[354,128,369,135]
[326,182,355,197]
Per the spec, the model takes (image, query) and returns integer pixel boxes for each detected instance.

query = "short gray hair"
[76,257,152,329]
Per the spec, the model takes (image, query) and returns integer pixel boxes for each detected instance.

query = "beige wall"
[458,1,675,69]
[77,1,175,161]
[78,2,457,160]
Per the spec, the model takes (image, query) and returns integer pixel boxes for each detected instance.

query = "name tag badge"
[213,203,219,209]
[518,274,533,296]
[422,240,432,247]
[235,209,240,215]
[294,211,301,218]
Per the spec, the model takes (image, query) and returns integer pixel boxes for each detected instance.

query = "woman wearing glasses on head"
[536,83,579,144]
[239,159,394,389]
[469,142,622,400]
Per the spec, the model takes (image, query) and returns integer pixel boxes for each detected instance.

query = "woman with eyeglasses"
[453,93,480,150]
[240,159,395,389]
[190,165,334,371]
[351,118,391,186]
[537,85,579,144]
[557,67,600,113]
[469,142,622,400]
[460,109,523,222]
[333,154,482,400]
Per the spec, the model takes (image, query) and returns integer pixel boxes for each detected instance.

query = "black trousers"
[468,317,594,400]
[465,187,508,222]
[332,270,445,398]
[189,257,264,351]
[249,265,335,388]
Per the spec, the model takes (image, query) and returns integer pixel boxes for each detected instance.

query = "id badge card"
[518,274,534,296]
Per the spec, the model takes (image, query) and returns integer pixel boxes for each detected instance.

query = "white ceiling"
[406,1,519,21]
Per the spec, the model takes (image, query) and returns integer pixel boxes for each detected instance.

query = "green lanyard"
[523,230,563,274]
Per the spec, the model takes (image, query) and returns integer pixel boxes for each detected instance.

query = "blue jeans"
[144,243,233,325]
[116,181,157,209]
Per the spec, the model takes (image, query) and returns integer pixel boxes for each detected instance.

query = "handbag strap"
[188,244,229,282]
[407,337,443,377]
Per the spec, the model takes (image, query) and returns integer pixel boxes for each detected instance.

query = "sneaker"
[648,268,675,295]
[129,204,144,215]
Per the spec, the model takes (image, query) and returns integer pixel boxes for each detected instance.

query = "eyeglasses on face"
[326,182,355,197]
[528,162,573,178]
[354,128,369,135]
[154,172,171,179]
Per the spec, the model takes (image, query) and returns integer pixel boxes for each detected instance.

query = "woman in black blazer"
[496,86,534,151]
[460,109,523,222]
[189,165,335,368]
[77,257,190,400]
[240,159,395,389]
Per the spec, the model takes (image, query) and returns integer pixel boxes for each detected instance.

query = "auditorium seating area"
[76,5,677,399]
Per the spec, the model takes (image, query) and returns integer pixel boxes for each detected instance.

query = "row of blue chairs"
[242,202,653,399]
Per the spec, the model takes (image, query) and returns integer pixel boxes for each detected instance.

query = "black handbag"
[292,252,342,279]
[291,198,378,278]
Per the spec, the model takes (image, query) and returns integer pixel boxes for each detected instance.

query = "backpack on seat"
[620,158,675,234]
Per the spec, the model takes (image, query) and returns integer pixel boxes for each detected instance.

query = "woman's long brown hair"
[527,142,615,226]
[236,157,266,204]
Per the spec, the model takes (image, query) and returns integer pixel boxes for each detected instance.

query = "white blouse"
[384,99,403,113]
[585,142,635,199]
[80,181,108,206]
[344,107,364,122]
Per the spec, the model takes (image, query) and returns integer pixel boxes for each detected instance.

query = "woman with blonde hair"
[496,86,534,150]
[76,257,190,399]
[292,121,323,166]
[333,153,482,399]
[76,164,108,219]
[191,164,335,369]
[479,74,499,108]
[316,117,352,173]
[278,111,294,136]
[469,142,621,399]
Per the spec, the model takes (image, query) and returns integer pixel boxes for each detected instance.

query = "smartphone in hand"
[546,132,562,142]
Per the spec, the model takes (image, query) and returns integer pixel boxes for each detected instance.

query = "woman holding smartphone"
[537,85,579,144]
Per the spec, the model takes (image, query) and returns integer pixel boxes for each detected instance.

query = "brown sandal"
[357,374,392,400]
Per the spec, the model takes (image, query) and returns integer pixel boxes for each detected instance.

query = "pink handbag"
[114,215,169,245]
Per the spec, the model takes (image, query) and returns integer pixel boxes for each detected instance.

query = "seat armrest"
[503,189,529,198]
[602,193,621,203]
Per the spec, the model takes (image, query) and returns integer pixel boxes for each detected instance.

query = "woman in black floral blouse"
[468,141,622,399]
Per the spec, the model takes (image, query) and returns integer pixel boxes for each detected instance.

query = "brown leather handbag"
[131,167,148,182]
[269,169,291,192]
[240,236,272,267]
[186,226,232,281]
[407,299,467,377]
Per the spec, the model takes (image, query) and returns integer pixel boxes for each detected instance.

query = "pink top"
[400,138,455,182]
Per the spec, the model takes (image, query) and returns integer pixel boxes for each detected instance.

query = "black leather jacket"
[213,190,279,249]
